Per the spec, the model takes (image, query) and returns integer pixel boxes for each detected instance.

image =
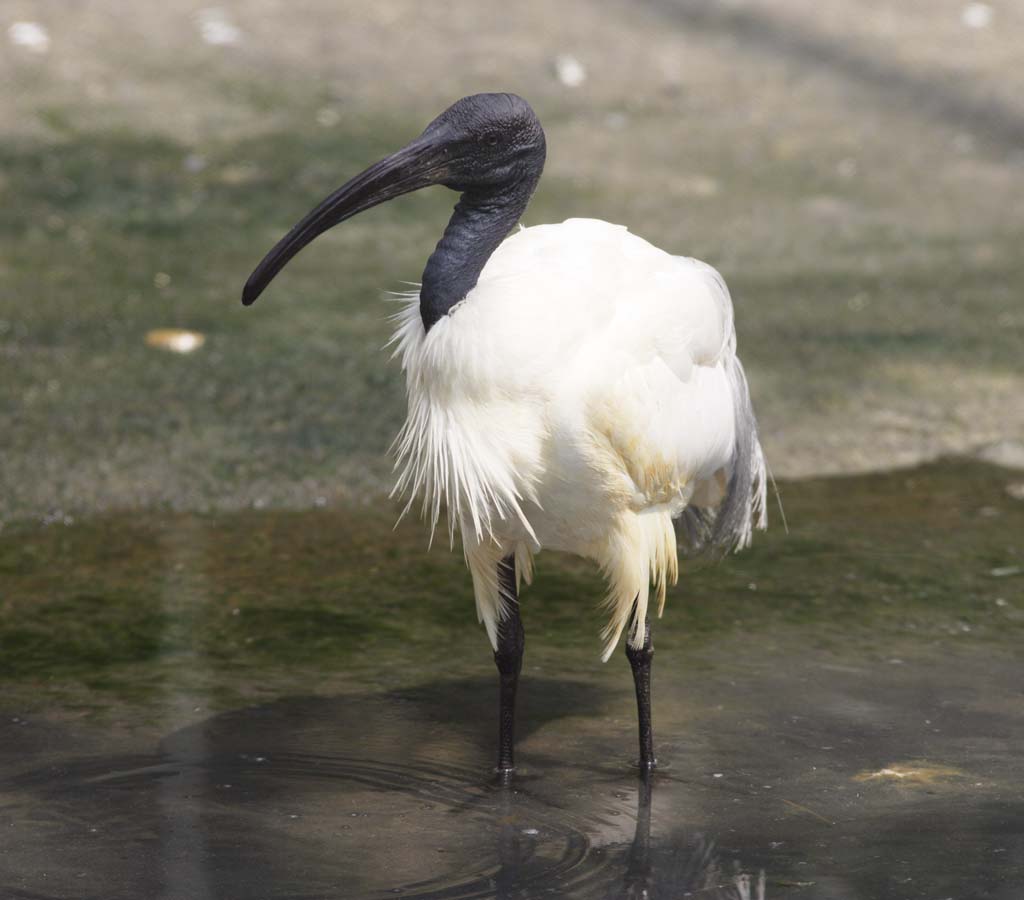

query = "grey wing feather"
[678,352,768,558]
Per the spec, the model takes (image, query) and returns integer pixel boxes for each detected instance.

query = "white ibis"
[243,93,768,774]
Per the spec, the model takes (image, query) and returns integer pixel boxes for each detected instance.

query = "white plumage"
[389,218,767,660]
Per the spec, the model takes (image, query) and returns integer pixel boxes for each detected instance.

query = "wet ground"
[2,459,1023,898]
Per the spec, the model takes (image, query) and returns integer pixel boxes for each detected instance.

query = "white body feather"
[390,218,767,659]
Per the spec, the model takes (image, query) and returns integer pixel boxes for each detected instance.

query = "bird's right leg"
[494,554,524,775]
[625,611,656,772]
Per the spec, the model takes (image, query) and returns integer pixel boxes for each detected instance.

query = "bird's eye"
[486,135,500,148]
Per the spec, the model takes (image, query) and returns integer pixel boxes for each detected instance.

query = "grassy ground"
[2,0,1023,522]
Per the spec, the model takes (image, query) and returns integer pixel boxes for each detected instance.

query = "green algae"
[1,459,1021,715]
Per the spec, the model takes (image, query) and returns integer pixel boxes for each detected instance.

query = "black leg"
[494,555,524,775]
[625,611,656,771]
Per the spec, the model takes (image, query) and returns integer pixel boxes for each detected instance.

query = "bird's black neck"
[419,179,535,332]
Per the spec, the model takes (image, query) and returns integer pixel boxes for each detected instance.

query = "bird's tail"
[679,355,768,557]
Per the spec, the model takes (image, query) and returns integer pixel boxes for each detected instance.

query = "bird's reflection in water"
[623,776,653,900]
[491,775,765,900]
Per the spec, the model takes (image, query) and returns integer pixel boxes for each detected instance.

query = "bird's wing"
[445,218,765,542]
[536,226,766,548]
[608,248,767,547]
[459,219,754,509]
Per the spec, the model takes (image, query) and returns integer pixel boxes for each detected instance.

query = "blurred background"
[3,0,1022,521]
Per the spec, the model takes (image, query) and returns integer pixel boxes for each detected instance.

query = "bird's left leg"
[625,611,656,771]
[494,554,524,775]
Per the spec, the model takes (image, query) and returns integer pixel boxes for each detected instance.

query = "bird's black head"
[420,93,546,193]
[242,93,546,307]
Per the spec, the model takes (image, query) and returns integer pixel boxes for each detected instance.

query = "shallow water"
[2,460,1023,898]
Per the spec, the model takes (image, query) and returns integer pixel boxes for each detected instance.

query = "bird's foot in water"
[493,763,516,784]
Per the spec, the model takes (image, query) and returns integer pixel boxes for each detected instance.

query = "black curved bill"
[242,134,447,306]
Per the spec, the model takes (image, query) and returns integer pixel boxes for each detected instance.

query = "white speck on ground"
[316,107,341,127]
[554,54,586,87]
[8,21,50,53]
[961,3,993,29]
[668,174,720,197]
[989,566,1021,578]
[195,8,241,46]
